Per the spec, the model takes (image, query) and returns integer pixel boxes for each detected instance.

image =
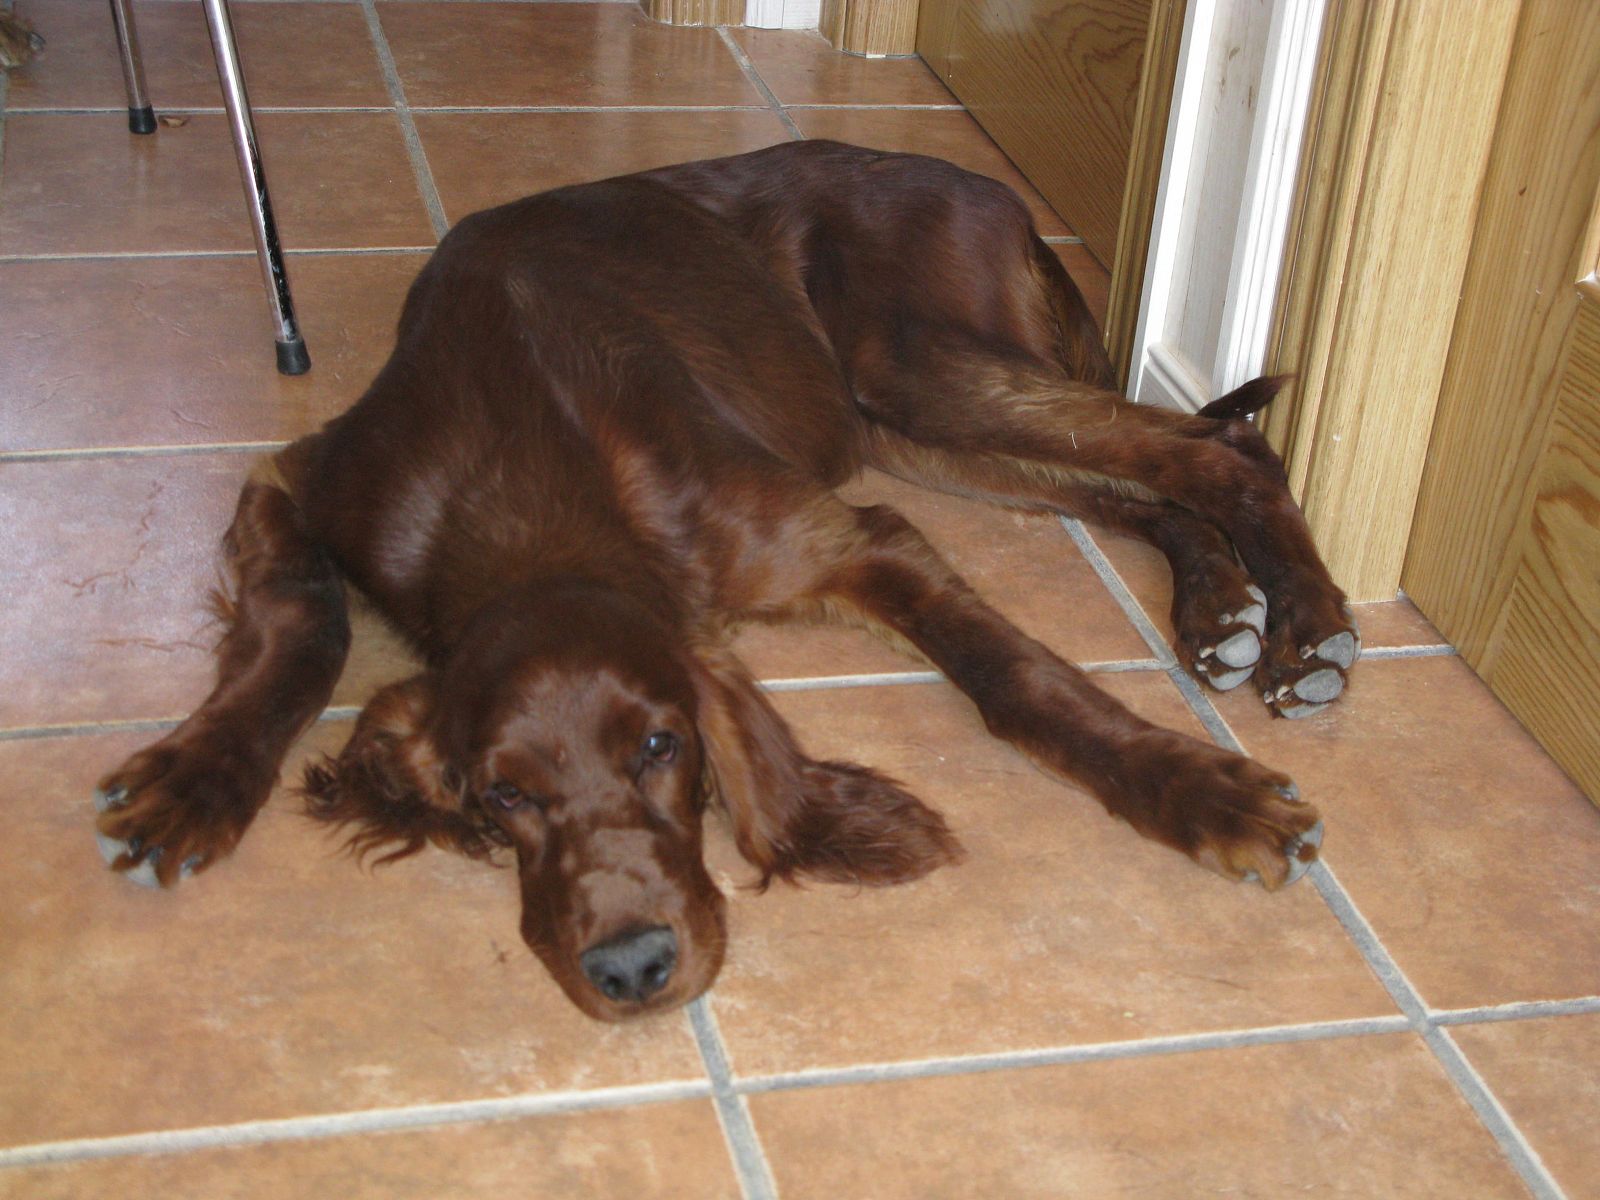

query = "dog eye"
[642,731,679,764]
[485,781,525,811]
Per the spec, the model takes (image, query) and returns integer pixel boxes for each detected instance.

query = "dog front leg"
[814,502,1323,889]
[95,473,351,886]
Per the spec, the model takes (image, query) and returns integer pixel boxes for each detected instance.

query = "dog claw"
[94,786,128,813]
[94,788,197,888]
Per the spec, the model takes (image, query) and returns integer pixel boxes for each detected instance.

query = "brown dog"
[95,141,1357,1021]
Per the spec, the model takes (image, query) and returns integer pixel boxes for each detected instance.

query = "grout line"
[1359,643,1457,659]
[1039,235,1087,245]
[782,103,967,111]
[411,104,774,114]
[7,105,392,116]
[1423,1028,1566,1199]
[1058,518,1175,665]
[733,1016,1415,1097]
[0,247,432,264]
[1431,997,1600,1026]
[689,1000,780,1200]
[0,442,287,465]
[717,27,803,142]
[1066,512,1568,1199]
[0,662,1167,743]
[0,1079,714,1171]
[359,0,451,240]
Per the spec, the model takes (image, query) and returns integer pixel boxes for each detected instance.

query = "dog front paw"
[1116,732,1323,890]
[94,733,272,888]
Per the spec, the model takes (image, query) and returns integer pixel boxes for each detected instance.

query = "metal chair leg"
[201,0,310,375]
[107,0,156,134]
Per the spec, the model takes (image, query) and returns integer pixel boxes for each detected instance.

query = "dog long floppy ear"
[301,675,506,865]
[687,645,964,888]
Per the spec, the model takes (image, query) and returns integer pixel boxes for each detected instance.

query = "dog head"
[305,580,960,1020]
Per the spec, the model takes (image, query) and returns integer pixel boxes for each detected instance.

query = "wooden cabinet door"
[1484,289,1600,801]
[916,0,1150,268]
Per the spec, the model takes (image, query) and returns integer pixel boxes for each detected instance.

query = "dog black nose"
[580,926,678,1004]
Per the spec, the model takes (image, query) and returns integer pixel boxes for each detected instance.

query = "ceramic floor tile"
[731,27,956,107]
[705,674,1395,1076]
[1216,655,1600,1010]
[378,2,760,108]
[0,454,426,731]
[790,108,1071,236]
[0,726,707,1146]
[7,0,389,111]
[0,113,433,256]
[747,1034,1529,1198]
[0,253,424,453]
[1088,525,1452,652]
[729,471,1153,683]
[1450,1013,1600,1198]
[415,109,790,223]
[1050,240,1111,329]
[0,1101,739,1200]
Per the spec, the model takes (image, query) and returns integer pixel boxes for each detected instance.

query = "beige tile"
[0,113,433,256]
[0,253,424,453]
[1217,655,1600,1009]
[0,454,424,730]
[1451,1014,1600,1198]
[791,108,1070,236]
[7,0,389,111]
[379,2,760,108]
[1050,240,1110,329]
[731,27,956,106]
[0,727,707,1145]
[417,109,790,223]
[0,1103,738,1200]
[1089,526,1451,651]
[748,1034,1529,1198]
[705,674,1395,1076]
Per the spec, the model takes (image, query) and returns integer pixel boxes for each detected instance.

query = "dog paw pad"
[1213,628,1262,669]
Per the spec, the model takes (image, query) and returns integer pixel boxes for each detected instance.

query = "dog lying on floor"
[95,140,1357,1021]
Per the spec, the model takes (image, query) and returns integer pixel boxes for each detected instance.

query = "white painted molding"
[1130,0,1327,410]
[1128,0,1217,405]
[1214,0,1328,393]
[1143,344,1210,413]
[744,0,820,29]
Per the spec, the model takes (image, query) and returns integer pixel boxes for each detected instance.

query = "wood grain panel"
[643,0,744,27]
[1264,0,1521,601]
[821,0,920,55]
[1491,297,1600,803]
[1402,1,1600,662]
[919,0,1149,265]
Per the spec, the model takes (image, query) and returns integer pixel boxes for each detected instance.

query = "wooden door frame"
[1262,0,1524,601]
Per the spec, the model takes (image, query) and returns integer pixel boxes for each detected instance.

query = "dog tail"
[1197,374,1293,421]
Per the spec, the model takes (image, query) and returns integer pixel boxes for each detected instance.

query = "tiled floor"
[1,3,1597,1198]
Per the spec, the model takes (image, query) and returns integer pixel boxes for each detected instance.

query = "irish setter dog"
[95,141,1357,1021]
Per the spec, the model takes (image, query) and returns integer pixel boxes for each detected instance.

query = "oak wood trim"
[1263,0,1521,601]
[642,0,745,27]
[821,0,920,55]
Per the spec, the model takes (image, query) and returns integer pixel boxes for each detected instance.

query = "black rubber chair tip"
[275,338,311,376]
[129,106,157,135]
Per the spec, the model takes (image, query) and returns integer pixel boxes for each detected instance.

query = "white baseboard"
[1138,345,1209,413]
[744,0,820,29]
